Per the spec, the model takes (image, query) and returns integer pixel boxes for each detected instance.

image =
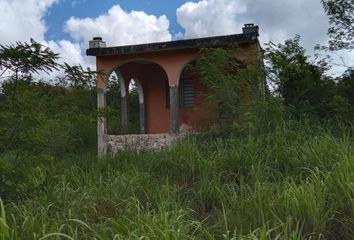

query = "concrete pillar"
[115,70,128,131]
[97,87,107,157]
[132,78,145,134]
[169,85,179,134]
[140,103,145,134]
[121,95,128,131]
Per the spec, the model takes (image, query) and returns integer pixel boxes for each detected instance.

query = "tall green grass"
[0,120,353,239]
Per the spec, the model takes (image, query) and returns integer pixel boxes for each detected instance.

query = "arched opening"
[127,78,145,134]
[177,60,199,132]
[179,62,198,109]
[177,59,216,132]
[116,61,170,134]
[177,56,246,131]
[106,70,127,134]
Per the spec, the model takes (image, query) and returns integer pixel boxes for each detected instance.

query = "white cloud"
[177,0,246,38]
[0,1,173,77]
[33,40,95,80]
[45,40,94,67]
[0,0,58,44]
[0,0,95,79]
[177,0,329,50]
[176,0,353,74]
[64,5,172,48]
[71,0,86,7]
[0,0,351,77]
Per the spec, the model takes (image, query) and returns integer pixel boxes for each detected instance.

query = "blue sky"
[45,0,196,41]
[0,0,352,75]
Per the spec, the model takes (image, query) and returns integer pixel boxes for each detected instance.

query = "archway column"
[169,84,179,134]
[115,70,128,131]
[121,94,128,130]
[165,70,181,134]
[97,80,107,157]
[131,78,145,134]
[98,54,197,138]
[156,54,197,134]
[162,64,185,134]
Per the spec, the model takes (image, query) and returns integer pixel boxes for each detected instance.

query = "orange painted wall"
[117,62,170,134]
[96,43,260,134]
[144,66,170,133]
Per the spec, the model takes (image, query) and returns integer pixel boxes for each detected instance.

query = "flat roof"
[86,33,257,57]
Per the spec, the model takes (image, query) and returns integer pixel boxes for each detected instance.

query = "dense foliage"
[0,42,97,199]
[0,119,353,239]
[1,7,354,237]
[266,36,354,121]
[194,47,263,133]
[105,75,140,135]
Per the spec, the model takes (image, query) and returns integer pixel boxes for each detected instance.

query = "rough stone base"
[106,133,185,155]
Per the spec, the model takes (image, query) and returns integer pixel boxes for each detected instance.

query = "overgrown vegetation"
[0,41,97,199]
[194,46,264,134]
[105,75,141,135]
[0,118,353,239]
[265,35,353,121]
[0,1,354,238]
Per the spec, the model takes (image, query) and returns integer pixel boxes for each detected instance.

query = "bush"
[0,41,97,200]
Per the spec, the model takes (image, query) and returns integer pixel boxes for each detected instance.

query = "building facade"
[86,24,263,156]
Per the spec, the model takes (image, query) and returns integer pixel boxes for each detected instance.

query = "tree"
[334,69,354,119]
[265,36,337,117]
[321,0,354,51]
[0,40,60,104]
[0,40,60,77]
[0,41,98,200]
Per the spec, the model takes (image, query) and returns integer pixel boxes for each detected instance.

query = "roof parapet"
[86,24,260,56]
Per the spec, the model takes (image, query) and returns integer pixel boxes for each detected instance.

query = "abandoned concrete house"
[86,24,264,156]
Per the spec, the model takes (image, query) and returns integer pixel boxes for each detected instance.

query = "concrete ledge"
[86,33,254,56]
[106,133,186,154]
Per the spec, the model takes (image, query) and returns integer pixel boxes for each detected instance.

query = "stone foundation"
[106,133,185,154]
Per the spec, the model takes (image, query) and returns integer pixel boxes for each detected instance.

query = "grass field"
[1,120,353,239]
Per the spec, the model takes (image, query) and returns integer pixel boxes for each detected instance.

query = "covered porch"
[86,24,260,156]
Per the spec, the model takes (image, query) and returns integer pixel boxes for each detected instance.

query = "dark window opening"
[179,78,194,107]
[166,78,195,109]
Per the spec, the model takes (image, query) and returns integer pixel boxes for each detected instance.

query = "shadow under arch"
[175,56,200,87]
[114,59,170,134]
[177,55,246,85]
[127,77,145,134]
[105,69,128,134]
[176,54,246,132]
[110,58,168,76]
